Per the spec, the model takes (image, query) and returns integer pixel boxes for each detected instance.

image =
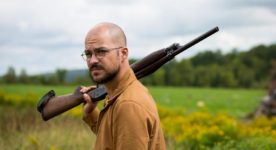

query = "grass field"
[0,84,266,117]
[0,106,95,150]
[151,86,265,117]
[0,84,273,150]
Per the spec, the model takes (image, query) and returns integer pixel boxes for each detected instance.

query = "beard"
[89,63,120,84]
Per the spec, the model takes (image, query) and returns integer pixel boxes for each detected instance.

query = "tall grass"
[0,84,270,149]
[0,106,95,150]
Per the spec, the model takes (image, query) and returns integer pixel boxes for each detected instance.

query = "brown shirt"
[83,68,166,150]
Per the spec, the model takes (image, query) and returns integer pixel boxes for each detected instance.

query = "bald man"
[80,22,166,150]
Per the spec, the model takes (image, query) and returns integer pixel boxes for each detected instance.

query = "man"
[80,22,166,150]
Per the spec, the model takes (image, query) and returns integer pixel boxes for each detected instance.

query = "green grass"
[0,84,77,96]
[0,84,272,150]
[0,106,95,150]
[0,84,266,117]
[150,86,265,117]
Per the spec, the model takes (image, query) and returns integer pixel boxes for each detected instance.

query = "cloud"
[0,0,276,75]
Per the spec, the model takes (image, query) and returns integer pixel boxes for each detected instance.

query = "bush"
[159,107,276,150]
[213,137,276,150]
[0,90,38,106]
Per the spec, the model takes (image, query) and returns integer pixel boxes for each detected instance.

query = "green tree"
[170,59,194,86]
[236,65,255,88]
[193,66,213,87]
[217,69,237,87]
[18,69,29,84]
[151,68,165,86]
[163,60,177,85]
[3,66,17,83]
[47,74,59,85]
[56,69,67,84]
[191,50,224,67]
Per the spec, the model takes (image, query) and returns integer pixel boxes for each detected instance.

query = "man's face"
[84,32,121,84]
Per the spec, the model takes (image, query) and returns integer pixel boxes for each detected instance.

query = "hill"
[65,69,89,83]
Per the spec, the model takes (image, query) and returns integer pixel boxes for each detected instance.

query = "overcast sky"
[0,0,276,75]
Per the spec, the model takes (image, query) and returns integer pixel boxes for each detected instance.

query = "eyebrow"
[85,47,108,52]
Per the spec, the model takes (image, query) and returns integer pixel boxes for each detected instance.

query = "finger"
[83,94,97,116]
[80,85,97,93]
[79,86,86,93]
[80,86,91,93]
[87,85,97,91]
[83,93,92,103]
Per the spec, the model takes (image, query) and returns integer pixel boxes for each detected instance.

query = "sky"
[0,0,276,75]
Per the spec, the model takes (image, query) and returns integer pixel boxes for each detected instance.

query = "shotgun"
[37,26,219,121]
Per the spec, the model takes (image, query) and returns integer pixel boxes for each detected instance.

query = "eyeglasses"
[81,47,122,61]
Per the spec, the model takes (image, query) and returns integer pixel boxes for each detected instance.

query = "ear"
[120,47,128,61]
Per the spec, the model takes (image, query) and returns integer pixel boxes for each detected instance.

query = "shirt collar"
[104,68,137,106]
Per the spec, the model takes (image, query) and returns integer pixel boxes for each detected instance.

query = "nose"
[88,54,99,65]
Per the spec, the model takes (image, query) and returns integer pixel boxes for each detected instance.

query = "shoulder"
[121,80,151,101]
[114,80,159,117]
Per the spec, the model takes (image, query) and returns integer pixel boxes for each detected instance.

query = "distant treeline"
[0,68,75,85]
[1,43,276,88]
[140,43,276,88]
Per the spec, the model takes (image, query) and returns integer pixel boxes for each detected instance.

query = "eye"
[95,49,108,56]
[85,51,92,58]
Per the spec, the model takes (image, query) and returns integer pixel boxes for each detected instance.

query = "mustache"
[89,63,104,71]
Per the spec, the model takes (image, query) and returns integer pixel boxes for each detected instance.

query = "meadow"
[1,84,276,150]
[0,84,265,117]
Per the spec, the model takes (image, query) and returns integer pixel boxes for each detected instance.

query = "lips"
[89,64,104,77]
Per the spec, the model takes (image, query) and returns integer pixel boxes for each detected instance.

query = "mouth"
[90,63,103,70]
[91,68,102,74]
[89,65,104,76]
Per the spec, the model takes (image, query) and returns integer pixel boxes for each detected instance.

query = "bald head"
[85,22,127,47]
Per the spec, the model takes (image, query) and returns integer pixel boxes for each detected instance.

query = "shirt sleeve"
[83,107,100,134]
[112,101,154,150]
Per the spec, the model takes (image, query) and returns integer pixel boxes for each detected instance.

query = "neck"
[105,65,130,96]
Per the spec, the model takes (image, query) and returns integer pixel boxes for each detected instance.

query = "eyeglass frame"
[81,47,122,61]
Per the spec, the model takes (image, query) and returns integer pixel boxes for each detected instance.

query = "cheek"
[101,53,121,69]
[107,56,120,68]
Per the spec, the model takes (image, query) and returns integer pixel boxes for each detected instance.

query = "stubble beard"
[90,65,120,84]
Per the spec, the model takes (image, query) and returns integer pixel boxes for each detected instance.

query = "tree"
[193,66,213,87]
[170,59,194,86]
[47,74,59,85]
[18,69,29,83]
[217,69,237,87]
[163,60,177,85]
[151,68,165,86]
[3,66,17,83]
[191,50,224,66]
[56,69,67,84]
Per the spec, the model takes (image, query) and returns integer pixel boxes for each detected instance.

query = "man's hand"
[80,86,97,118]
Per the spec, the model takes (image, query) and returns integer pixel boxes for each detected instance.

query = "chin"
[92,75,106,84]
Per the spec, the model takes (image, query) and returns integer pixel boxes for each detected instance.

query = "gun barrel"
[130,43,180,73]
[172,26,219,57]
[135,26,219,79]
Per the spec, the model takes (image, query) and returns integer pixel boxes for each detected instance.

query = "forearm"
[83,107,100,134]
